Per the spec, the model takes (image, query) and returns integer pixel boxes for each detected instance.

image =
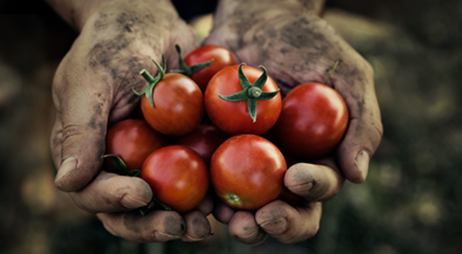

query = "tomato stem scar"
[228,194,241,203]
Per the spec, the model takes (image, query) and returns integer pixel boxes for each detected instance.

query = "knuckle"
[98,214,121,238]
[374,119,384,139]
[296,224,319,242]
[363,60,374,79]
[307,221,320,238]
[61,124,87,144]
[69,193,95,214]
[373,120,384,143]
[368,118,384,152]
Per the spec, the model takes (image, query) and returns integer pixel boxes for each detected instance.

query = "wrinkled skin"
[205,0,383,244]
[48,0,383,245]
[50,1,213,242]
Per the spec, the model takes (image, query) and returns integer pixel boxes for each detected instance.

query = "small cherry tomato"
[210,134,287,210]
[175,124,229,166]
[105,119,168,171]
[138,59,204,136]
[174,45,236,92]
[140,145,209,213]
[274,82,349,159]
[204,64,282,135]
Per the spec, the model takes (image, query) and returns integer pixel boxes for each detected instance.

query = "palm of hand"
[206,10,381,181]
[52,7,197,189]
[50,5,213,242]
[205,9,382,245]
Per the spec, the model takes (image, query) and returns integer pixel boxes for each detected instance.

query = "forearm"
[44,0,176,31]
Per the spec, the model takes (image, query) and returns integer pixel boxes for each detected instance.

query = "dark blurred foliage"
[327,0,462,49]
[1,0,462,253]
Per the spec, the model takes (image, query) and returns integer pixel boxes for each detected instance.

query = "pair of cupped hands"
[50,0,382,245]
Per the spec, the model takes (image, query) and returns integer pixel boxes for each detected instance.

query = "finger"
[165,25,199,71]
[256,200,322,243]
[50,114,64,168]
[97,210,185,243]
[284,159,345,202]
[213,199,235,224]
[69,171,152,213]
[334,62,383,183]
[51,50,167,192]
[196,192,214,216]
[228,211,267,245]
[180,210,212,242]
[51,60,113,192]
[179,193,214,241]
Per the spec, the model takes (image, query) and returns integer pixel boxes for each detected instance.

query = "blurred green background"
[1,0,461,253]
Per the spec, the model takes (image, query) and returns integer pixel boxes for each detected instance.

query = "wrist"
[45,0,177,32]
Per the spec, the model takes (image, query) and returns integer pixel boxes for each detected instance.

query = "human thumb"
[51,66,113,192]
[335,66,383,183]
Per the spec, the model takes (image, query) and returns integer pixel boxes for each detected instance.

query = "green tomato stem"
[140,69,155,83]
[248,86,262,98]
[325,60,340,85]
[171,44,214,77]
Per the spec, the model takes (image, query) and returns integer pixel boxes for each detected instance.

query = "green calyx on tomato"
[218,64,280,122]
[139,197,172,216]
[133,56,167,109]
[171,44,214,77]
[103,154,140,177]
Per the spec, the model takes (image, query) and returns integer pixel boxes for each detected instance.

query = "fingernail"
[121,194,149,209]
[285,165,314,195]
[355,150,370,182]
[184,233,209,242]
[232,229,267,245]
[55,157,78,183]
[152,231,182,241]
[291,173,314,190]
[260,218,288,235]
[151,218,185,241]
[234,230,258,240]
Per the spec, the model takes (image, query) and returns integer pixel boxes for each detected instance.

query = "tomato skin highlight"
[141,73,204,136]
[275,82,349,159]
[175,124,229,166]
[184,45,236,92]
[140,145,209,214]
[204,65,282,135]
[210,134,287,210]
[105,119,168,171]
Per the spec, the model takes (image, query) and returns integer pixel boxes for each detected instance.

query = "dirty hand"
[48,0,212,242]
[205,0,383,244]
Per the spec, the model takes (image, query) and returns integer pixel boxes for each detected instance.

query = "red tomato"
[204,65,282,135]
[105,119,168,170]
[176,124,229,166]
[141,73,204,136]
[184,45,236,92]
[275,82,349,159]
[210,135,287,210]
[140,145,209,213]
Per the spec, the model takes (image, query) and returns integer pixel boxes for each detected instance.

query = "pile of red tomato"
[104,45,349,214]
